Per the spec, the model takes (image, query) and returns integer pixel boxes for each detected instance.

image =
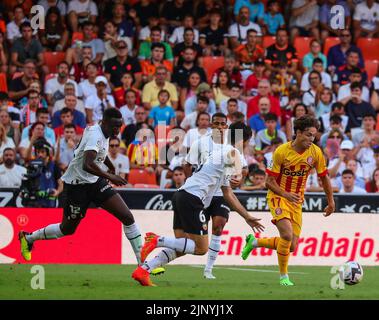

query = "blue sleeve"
[21,127,29,140]
[170,108,176,119]
[257,3,265,20]
[78,113,86,128]
[148,108,155,119]
[233,0,244,16]
[52,112,61,128]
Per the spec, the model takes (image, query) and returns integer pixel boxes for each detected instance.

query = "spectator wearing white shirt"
[169,15,200,46]
[353,0,379,39]
[182,112,212,149]
[339,169,367,194]
[229,6,262,49]
[0,124,16,159]
[181,96,209,131]
[55,124,77,172]
[120,89,139,126]
[67,0,98,33]
[79,62,111,100]
[107,137,131,183]
[102,20,133,61]
[38,0,67,16]
[302,70,323,112]
[45,61,81,106]
[52,83,86,115]
[337,67,370,105]
[139,16,165,41]
[6,5,27,43]
[300,58,332,92]
[0,148,26,188]
[85,76,115,124]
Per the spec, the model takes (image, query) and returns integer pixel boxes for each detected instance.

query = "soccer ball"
[341,261,364,285]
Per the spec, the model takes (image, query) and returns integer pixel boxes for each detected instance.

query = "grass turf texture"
[0,264,378,300]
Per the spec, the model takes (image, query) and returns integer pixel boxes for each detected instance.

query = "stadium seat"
[202,56,225,84]
[365,60,379,84]
[323,37,340,55]
[134,183,160,189]
[294,37,313,61]
[357,38,379,60]
[262,36,276,49]
[43,51,66,74]
[71,31,97,44]
[128,168,158,185]
[0,73,7,92]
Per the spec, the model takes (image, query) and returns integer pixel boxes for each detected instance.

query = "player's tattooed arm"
[83,150,128,186]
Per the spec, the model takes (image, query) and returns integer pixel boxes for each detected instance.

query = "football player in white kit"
[184,113,249,279]
[19,108,143,266]
[132,121,265,286]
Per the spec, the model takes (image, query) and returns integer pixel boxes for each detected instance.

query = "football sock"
[277,238,291,276]
[205,235,221,272]
[142,248,177,273]
[123,223,142,265]
[25,223,64,243]
[257,237,279,250]
[157,237,195,254]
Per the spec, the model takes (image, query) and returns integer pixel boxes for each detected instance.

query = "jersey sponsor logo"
[100,184,112,193]
[282,168,307,176]
[202,223,208,231]
[275,207,282,216]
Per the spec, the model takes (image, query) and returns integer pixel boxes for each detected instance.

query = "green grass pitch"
[0,264,378,300]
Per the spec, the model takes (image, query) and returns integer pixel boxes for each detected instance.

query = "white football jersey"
[185,134,247,197]
[61,124,109,184]
[181,138,240,208]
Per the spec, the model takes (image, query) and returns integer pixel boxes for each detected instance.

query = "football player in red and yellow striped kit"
[242,115,335,286]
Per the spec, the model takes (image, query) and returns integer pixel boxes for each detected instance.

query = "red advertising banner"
[0,208,122,264]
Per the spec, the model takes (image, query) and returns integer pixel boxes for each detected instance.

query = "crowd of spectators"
[1,0,379,207]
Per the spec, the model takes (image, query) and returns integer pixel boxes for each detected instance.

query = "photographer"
[22,139,63,208]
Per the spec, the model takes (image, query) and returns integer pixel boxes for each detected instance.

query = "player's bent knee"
[195,247,208,255]
[212,225,224,236]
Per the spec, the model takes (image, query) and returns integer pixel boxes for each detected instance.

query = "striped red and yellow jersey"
[266,142,328,200]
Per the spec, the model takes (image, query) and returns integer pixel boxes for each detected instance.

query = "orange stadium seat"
[202,56,225,84]
[43,51,66,74]
[323,37,340,55]
[0,73,7,92]
[71,31,97,44]
[365,60,379,84]
[133,183,160,189]
[357,38,379,60]
[294,37,313,61]
[128,168,157,185]
[262,36,276,49]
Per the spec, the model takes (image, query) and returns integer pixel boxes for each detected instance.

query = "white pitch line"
[190,265,308,275]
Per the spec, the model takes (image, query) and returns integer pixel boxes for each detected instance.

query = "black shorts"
[204,196,230,221]
[63,177,117,221]
[172,190,208,235]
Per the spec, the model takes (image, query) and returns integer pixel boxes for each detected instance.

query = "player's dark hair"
[3,147,16,155]
[82,21,94,28]
[158,89,170,98]
[150,26,162,33]
[293,115,320,134]
[276,27,288,36]
[212,112,227,122]
[247,28,258,36]
[173,166,185,173]
[309,70,321,82]
[184,27,194,34]
[342,169,355,177]
[19,21,32,32]
[228,121,252,145]
[350,81,363,91]
[363,113,376,121]
[232,111,245,123]
[293,103,308,116]
[60,107,73,115]
[346,48,360,57]
[264,112,278,122]
[103,108,122,121]
[109,136,120,143]
[227,98,238,105]
[124,88,137,98]
[27,89,40,97]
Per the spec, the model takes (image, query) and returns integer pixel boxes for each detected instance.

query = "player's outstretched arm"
[319,175,335,217]
[104,156,116,174]
[83,150,128,186]
[221,186,265,233]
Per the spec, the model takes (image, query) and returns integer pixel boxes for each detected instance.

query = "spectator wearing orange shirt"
[140,43,173,83]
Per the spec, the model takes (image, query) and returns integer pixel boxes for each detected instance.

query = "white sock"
[205,235,221,272]
[142,248,177,273]
[253,239,258,247]
[157,236,195,254]
[123,223,142,265]
[25,223,64,243]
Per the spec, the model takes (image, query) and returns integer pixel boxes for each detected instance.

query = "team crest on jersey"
[275,208,282,216]
[307,156,314,165]
[202,223,208,231]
